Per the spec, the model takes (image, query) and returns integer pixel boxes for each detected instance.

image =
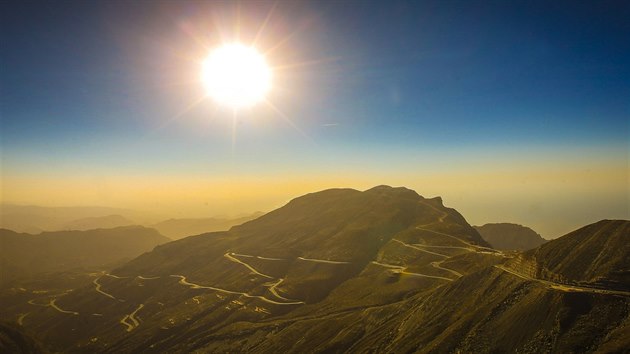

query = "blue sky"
[1,0,628,236]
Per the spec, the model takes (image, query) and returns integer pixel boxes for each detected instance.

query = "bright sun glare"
[202,43,271,109]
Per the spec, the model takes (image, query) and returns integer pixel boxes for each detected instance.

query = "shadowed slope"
[0,227,170,288]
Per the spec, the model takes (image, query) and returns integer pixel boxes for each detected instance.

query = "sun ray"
[127,79,202,95]
[271,56,341,71]
[234,0,242,41]
[263,31,298,57]
[176,20,214,53]
[209,11,231,46]
[231,108,238,154]
[252,1,279,47]
[262,15,318,57]
[148,93,210,135]
[263,99,314,144]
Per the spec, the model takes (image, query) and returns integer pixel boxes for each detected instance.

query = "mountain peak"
[365,185,420,197]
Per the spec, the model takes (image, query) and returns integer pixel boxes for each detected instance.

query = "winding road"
[231,253,285,261]
[49,299,79,315]
[495,265,630,296]
[416,227,499,254]
[388,227,487,280]
[170,275,305,305]
[224,252,274,279]
[265,278,301,302]
[371,261,453,281]
[225,252,304,302]
[418,201,449,225]
[431,260,463,278]
[120,304,144,332]
[17,313,29,325]
[224,251,354,303]
[104,273,130,279]
[27,296,80,315]
[415,244,474,251]
[392,239,450,258]
[93,276,120,301]
[297,256,351,264]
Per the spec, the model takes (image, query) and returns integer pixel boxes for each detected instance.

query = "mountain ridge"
[0,226,170,288]
[1,187,626,353]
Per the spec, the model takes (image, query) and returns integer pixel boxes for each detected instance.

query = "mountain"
[151,212,264,239]
[0,322,45,354]
[0,226,170,288]
[353,219,630,353]
[474,223,547,251]
[62,215,135,231]
[1,187,627,353]
[0,204,160,233]
[509,219,629,290]
[0,204,261,238]
[0,186,493,352]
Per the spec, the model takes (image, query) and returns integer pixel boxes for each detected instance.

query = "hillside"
[62,215,135,231]
[365,219,630,353]
[1,187,627,353]
[0,226,170,288]
[510,220,630,290]
[150,218,630,353]
[151,213,263,239]
[475,223,546,250]
[0,322,44,354]
[3,186,494,352]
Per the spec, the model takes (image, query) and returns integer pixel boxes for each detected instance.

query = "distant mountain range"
[0,226,169,288]
[474,222,547,250]
[0,205,155,233]
[0,186,627,353]
[0,204,262,238]
[150,213,265,239]
[62,215,135,231]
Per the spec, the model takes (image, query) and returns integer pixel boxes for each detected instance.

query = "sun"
[202,43,272,109]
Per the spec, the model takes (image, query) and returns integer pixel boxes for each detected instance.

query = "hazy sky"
[1,0,628,237]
